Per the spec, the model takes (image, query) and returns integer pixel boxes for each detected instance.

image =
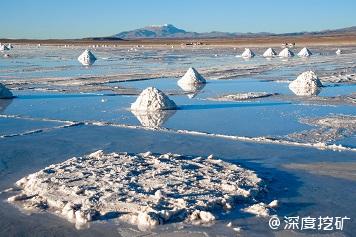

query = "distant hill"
[113,24,356,39]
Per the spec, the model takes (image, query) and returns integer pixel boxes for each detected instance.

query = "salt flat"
[0,44,355,236]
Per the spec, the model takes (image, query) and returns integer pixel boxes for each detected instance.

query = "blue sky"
[2,0,356,39]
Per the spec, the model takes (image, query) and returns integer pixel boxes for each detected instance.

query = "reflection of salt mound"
[241,48,255,58]
[336,48,342,55]
[0,98,13,113]
[297,47,312,57]
[289,71,323,96]
[131,110,176,128]
[263,48,277,57]
[178,67,206,86]
[0,44,9,51]
[131,87,177,111]
[0,83,13,99]
[9,150,263,228]
[177,82,205,98]
[77,49,97,66]
[278,48,294,57]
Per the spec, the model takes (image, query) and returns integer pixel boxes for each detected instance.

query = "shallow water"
[0,45,355,236]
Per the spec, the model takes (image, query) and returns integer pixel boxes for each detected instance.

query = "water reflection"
[131,110,176,128]
[0,99,13,113]
[177,83,205,98]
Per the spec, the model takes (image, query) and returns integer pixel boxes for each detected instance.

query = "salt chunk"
[137,212,162,227]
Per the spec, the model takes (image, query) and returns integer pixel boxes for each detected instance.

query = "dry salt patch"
[263,48,277,57]
[241,48,255,58]
[278,48,294,57]
[0,83,13,99]
[297,47,312,57]
[289,71,323,96]
[78,49,97,66]
[7,151,271,229]
[178,67,206,86]
[208,92,277,102]
[131,87,177,111]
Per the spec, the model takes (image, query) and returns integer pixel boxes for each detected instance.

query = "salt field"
[0,44,355,236]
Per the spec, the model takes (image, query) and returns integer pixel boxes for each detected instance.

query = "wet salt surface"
[0,45,355,236]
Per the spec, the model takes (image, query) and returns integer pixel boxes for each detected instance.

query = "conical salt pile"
[7,44,13,49]
[241,48,255,58]
[178,67,206,87]
[278,48,294,57]
[297,47,312,57]
[0,44,9,51]
[0,83,13,99]
[131,87,177,111]
[263,48,277,57]
[289,71,323,96]
[336,49,342,55]
[78,49,97,66]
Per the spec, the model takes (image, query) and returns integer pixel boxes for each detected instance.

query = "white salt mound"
[297,47,312,57]
[178,67,206,86]
[0,83,13,99]
[278,48,294,57]
[289,71,323,96]
[241,48,255,58]
[8,150,262,228]
[78,49,97,66]
[336,48,342,55]
[263,48,277,57]
[131,87,177,111]
[0,44,9,51]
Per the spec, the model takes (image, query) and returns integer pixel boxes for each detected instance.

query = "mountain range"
[113,24,356,39]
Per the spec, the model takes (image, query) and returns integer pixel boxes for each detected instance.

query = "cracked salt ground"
[7,150,277,230]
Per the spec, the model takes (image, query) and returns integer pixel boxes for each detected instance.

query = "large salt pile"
[0,83,13,99]
[289,71,323,96]
[263,48,277,57]
[0,44,9,51]
[7,43,13,49]
[178,67,206,86]
[297,47,312,57]
[336,48,342,55]
[131,87,177,111]
[241,48,255,58]
[278,48,294,57]
[77,49,97,66]
[7,150,268,229]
